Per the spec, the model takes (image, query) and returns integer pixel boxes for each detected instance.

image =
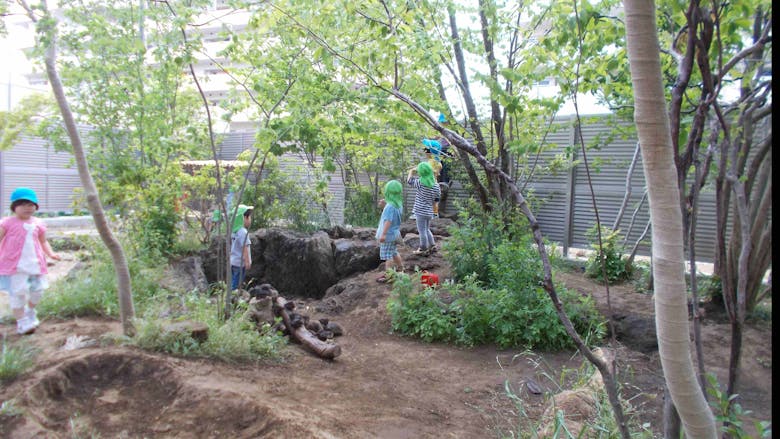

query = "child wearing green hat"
[230,205,254,290]
[407,162,441,255]
[375,180,404,283]
[0,187,61,335]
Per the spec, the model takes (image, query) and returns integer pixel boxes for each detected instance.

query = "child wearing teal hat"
[375,180,404,283]
[0,187,61,335]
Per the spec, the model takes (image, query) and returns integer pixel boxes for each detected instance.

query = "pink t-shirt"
[0,216,48,275]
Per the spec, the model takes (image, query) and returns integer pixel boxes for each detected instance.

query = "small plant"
[0,338,37,383]
[344,184,379,227]
[0,399,23,420]
[584,225,633,284]
[386,272,457,343]
[707,373,772,438]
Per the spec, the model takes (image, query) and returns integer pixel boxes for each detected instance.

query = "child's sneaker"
[25,308,40,329]
[16,316,36,335]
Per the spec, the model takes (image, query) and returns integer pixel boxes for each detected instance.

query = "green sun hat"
[232,204,254,233]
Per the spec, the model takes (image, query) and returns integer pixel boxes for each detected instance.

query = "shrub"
[388,273,605,350]
[238,156,331,232]
[584,225,633,284]
[386,272,457,343]
[344,184,379,227]
[444,199,525,284]
[391,201,605,350]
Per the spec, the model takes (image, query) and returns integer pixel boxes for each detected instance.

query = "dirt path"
[0,242,772,437]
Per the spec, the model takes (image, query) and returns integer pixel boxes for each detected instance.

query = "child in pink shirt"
[0,187,60,335]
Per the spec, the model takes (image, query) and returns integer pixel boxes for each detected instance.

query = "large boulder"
[250,229,337,299]
[201,227,381,299]
[333,239,381,277]
[161,256,209,293]
[400,217,455,237]
[611,313,658,353]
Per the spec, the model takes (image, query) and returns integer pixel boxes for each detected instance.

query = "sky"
[0,4,612,117]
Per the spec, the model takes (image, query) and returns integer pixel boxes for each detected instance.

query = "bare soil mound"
[0,241,772,438]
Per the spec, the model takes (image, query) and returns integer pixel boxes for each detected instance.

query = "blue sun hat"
[437,112,447,123]
[10,187,39,209]
[422,138,442,156]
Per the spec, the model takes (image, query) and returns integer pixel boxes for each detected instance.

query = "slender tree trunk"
[623,1,717,436]
[663,385,682,439]
[613,142,640,230]
[24,1,135,336]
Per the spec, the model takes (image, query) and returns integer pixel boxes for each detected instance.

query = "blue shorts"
[380,241,398,260]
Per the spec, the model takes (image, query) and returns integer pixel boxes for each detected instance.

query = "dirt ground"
[0,240,772,438]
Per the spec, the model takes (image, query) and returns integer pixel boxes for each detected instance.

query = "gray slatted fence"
[1,115,763,263]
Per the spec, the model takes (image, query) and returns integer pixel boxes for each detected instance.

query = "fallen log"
[273,296,341,360]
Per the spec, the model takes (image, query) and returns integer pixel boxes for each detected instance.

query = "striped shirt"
[407,177,441,217]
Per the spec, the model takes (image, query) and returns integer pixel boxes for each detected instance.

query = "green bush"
[388,273,604,350]
[443,199,525,284]
[386,273,457,343]
[584,225,633,284]
[344,184,379,227]
[238,156,331,232]
[390,201,605,350]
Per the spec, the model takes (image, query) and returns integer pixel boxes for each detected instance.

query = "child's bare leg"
[392,254,404,272]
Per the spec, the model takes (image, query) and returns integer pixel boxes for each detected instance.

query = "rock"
[333,239,381,277]
[525,378,543,395]
[161,256,208,293]
[325,321,343,336]
[537,389,597,437]
[611,313,658,353]
[247,296,275,326]
[305,320,323,333]
[251,229,338,299]
[400,217,455,237]
[325,224,355,239]
[163,320,209,343]
[201,227,385,299]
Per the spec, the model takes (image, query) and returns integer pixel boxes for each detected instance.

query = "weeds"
[502,352,654,438]
[707,373,772,438]
[0,338,37,383]
[130,292,286,363]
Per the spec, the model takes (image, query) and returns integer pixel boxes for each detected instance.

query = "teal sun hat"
[10,187,39,209]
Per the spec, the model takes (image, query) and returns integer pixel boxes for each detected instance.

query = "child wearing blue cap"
[0,187,60,335]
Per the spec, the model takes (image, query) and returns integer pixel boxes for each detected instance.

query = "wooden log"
[274,297,341,360]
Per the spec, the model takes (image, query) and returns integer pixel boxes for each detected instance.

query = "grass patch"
[0,339,37,383]
[503,352,655,438]
[129,292,286,363]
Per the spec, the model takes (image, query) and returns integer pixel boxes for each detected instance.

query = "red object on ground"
[421,271,440,287]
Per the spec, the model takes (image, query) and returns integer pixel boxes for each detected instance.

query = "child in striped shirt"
[407,162,441,255]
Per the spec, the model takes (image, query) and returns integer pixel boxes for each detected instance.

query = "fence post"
[561,117,578,257]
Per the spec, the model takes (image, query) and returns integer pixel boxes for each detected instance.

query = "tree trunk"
[28,4,136,336]
[663,385,682,438]
[623,1,717,436]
